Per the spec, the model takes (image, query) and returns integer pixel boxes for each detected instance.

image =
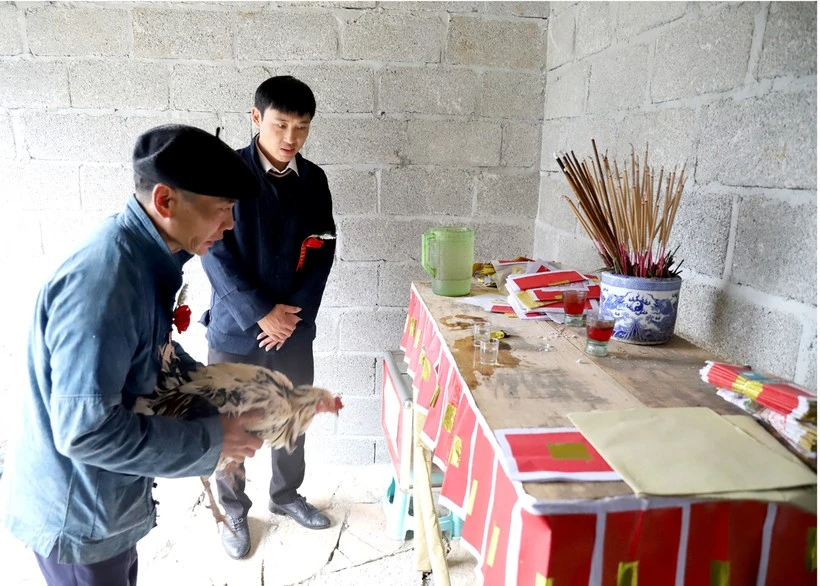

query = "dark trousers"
[35,546,138,586]
[208,335,314,519]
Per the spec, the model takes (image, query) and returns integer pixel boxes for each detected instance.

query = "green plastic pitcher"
[421,227,475,296]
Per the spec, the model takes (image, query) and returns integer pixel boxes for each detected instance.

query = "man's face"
[252,107,312,169]
[167,191,235,256]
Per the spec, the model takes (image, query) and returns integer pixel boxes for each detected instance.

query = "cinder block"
[540,116,620,172]
[338,217,431,262]
[332,396,382,436]
[323,261,379,307]
[377,1,479,12]
[575,2,613,58]
[533,221,559,262]
[796,331,816,391]
[219,112,254,150]
[480,71,544,120]
[474,221,535,261]
[279,1,376,8]
[26,7,129,56]
[615,107,696,168]
[237,10,337,60]
[0,212,41,256]
[341,12,443,63]
[669,189,732,280]
[381,167,473,216]
[0,160,80,211]
[676,279,802,381]
[323,167,377,215]
[80,165,132,213]
[475,171,539,219]
[614,1,687,40]
[381,66,478,115]
[482,1,549,18]
[758,2,817,79]
[697,90,816,189]
[272,63,374,114]
[374,438,391,464]
[314,353,377,396]
[546,6,574,70]
[172,64,268,112]
[0,4,21,55]
[39,210,110,257]
[544,64,587,120]
[315,307,342,352]
[20,112,126,163]
[378,262,430,307]
[339,308,407,352]
[588,44,648,112]
[501,121,542,168]
[407,119,501,166]
[732,195,816,305]
[305,436,375,466]
[0,110,14,159]
[556,232,606,273]
[70,60,169,110]
[538,171,580,230]
[308,116,405,165]
[651,3,756,102]
[0,61,69,108]
[446,16,544,70]
[133,8,232,59]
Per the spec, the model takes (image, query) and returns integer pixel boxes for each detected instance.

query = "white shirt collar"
[256,136,299,176]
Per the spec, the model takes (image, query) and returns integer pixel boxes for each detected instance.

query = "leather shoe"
[268,495,331,530]
[221,516,251,559]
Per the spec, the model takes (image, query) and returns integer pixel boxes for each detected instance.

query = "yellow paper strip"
[409,317,416,337]
[413,326,422,348]
[422,357,432,382]
[617,561,638,586]
[807,527,817,572]
[449,435,462,467]
[535,574,553,586]
[467,480,478,515]
[442,403,457,432]
[417,347,426,367]
[710,560,730,586]
[487,525,501,567]
[547,441,592,461]
[429,384,441,408]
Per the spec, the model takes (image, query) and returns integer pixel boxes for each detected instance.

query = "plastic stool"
[383,474,464,541]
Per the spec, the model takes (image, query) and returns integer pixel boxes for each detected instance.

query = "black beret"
[133,124,260,200]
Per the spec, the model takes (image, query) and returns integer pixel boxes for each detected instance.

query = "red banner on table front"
[404,304,429,377]
[461,427,498,563]
[685,500,768,586]
[400,289,420,352]
[480,460,520,586]
[416,350,452,417]
[411,311,439,388]
[516,510,597,586]
[602,507,682,586]
[438,392,478,516]
[765,503,817,586]
[414,330,442,404]
[432,373,466,470]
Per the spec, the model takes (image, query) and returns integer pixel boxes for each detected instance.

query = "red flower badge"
[172,283,191,334]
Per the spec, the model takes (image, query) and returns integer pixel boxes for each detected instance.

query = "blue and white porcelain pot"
[599,272,682,345]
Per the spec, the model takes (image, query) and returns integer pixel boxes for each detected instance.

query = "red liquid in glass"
[586,323,614,342]
[563,298,586,315]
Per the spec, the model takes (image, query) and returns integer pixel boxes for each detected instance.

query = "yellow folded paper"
[568,407,817,497]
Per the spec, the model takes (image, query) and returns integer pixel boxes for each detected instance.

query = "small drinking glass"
[473,322,491,348]
[479,338,499,365]
[585,311,616,357]
[562,289,588,327]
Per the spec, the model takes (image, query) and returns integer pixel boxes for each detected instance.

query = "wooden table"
[401,282,816,586]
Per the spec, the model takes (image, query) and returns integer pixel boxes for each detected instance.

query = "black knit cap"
[133,124,260,200]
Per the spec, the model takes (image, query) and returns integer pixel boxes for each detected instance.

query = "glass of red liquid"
[562,289,588,326]
[585,311,616,356]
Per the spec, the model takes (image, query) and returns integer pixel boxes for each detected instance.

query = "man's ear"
[251,107,263,129]
[152,183,176,219]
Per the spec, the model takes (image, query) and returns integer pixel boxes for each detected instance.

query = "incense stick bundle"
[555,140,686,278]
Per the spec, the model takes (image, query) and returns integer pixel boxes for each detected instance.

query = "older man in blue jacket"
[0,125,264,586]
[201,76,336,560]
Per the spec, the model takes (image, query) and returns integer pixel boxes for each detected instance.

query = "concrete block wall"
[536,2,817,389]
[0,1,547,465]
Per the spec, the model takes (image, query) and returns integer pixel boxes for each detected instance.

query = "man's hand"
[219,411,264,462]
[257,304,301,352]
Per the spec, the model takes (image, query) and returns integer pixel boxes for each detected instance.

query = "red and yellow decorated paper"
[432,372,466,470]
[461,427,498,563]
[765,504,817,586]
[438,392,479,516]
[400,289,420,352]
[480,457,520,586]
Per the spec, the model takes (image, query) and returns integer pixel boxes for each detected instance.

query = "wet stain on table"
[451,336,521,389]
[439,314,487,331]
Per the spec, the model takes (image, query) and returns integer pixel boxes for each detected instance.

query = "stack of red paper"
[505,269,600,321]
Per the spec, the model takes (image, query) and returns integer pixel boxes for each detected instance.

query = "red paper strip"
[516,511,597,586]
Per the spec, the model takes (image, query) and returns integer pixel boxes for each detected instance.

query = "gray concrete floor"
[1,460,479,585]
